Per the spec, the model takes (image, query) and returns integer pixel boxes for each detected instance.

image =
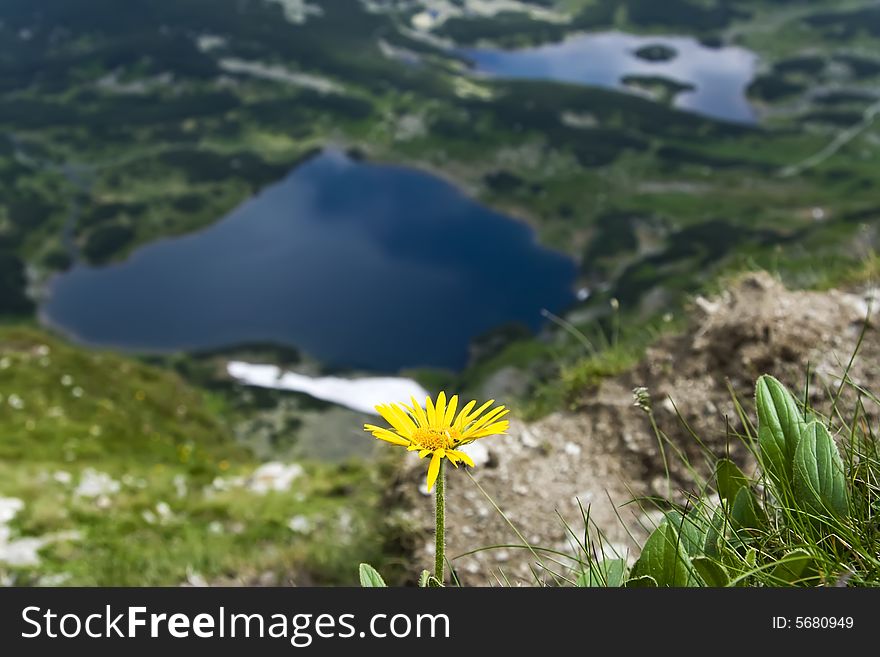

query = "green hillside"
[0,325,392,585]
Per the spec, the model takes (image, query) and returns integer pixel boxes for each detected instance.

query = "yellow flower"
[364,392,509,492]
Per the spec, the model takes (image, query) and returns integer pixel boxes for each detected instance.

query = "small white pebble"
[173,475,187,498]
[53,471,72,485]
[520,429,539,449]
[287,515,312,534]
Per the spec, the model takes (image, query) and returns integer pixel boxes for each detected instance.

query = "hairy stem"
[434,460,445,584]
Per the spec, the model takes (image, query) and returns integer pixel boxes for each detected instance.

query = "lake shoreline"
[38,150,578,374]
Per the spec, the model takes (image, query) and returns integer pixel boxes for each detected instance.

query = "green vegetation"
[2,0,878,338]
[0,326,398,585]
[571,374,880,586]
[632,44,678,62]
[2,0,880,585]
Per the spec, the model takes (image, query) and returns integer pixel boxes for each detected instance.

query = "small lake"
[460,31,759,124]
[41,151,576,372]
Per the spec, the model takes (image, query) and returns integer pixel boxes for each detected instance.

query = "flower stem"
[434,459,445,584]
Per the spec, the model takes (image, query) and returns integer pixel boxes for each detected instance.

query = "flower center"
[411,427,459,451]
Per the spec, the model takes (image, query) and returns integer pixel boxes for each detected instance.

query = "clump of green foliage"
[575,374,879,587]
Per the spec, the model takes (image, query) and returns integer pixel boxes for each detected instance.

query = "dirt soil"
[386,272,880,585]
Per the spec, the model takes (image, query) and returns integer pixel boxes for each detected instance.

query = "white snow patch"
[269,0,323,24]
[227,361,430,415]
[196,34,226,53]
[218,58,342,94]
[410,0,567,31]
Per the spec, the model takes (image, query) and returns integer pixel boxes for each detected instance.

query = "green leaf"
[745,547,757,569]
[756,375,806,490]
[716,458,749,501]
[703,506,726,558]
[418,570,431,588]
[631,519,700,587]
[668,511,705,558]
[769,549,819,586]
[624,575,657,588]
[577,558,628,587]
[793,421,849,519]
[731,486,763,533]
[692,556,730,587]
[358,563,387,587]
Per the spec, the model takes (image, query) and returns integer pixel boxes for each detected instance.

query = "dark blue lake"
[461,31,759,124]
[41,151,576,371]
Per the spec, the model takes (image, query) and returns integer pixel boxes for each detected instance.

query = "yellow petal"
[453,400,477,429]
[407,396,429,427]
[469,420,510,438]
[462,407,509,438]
[376,403,416,438]
[364,425,410,446]
[387,403,418,437]
[447,449,475,467]
[469,420,510,439]
[435,392,447,427]
[425,395,436,427]
[460,399,495,429]
[444,395,458,427]
[426,450,444,492]
[418,449,432,458]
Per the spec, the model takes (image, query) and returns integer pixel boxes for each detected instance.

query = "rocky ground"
[388,272,880,585]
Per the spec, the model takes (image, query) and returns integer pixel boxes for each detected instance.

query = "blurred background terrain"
[1,0,879,585]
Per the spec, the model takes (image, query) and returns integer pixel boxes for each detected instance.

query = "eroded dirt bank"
[387,272,879,585]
